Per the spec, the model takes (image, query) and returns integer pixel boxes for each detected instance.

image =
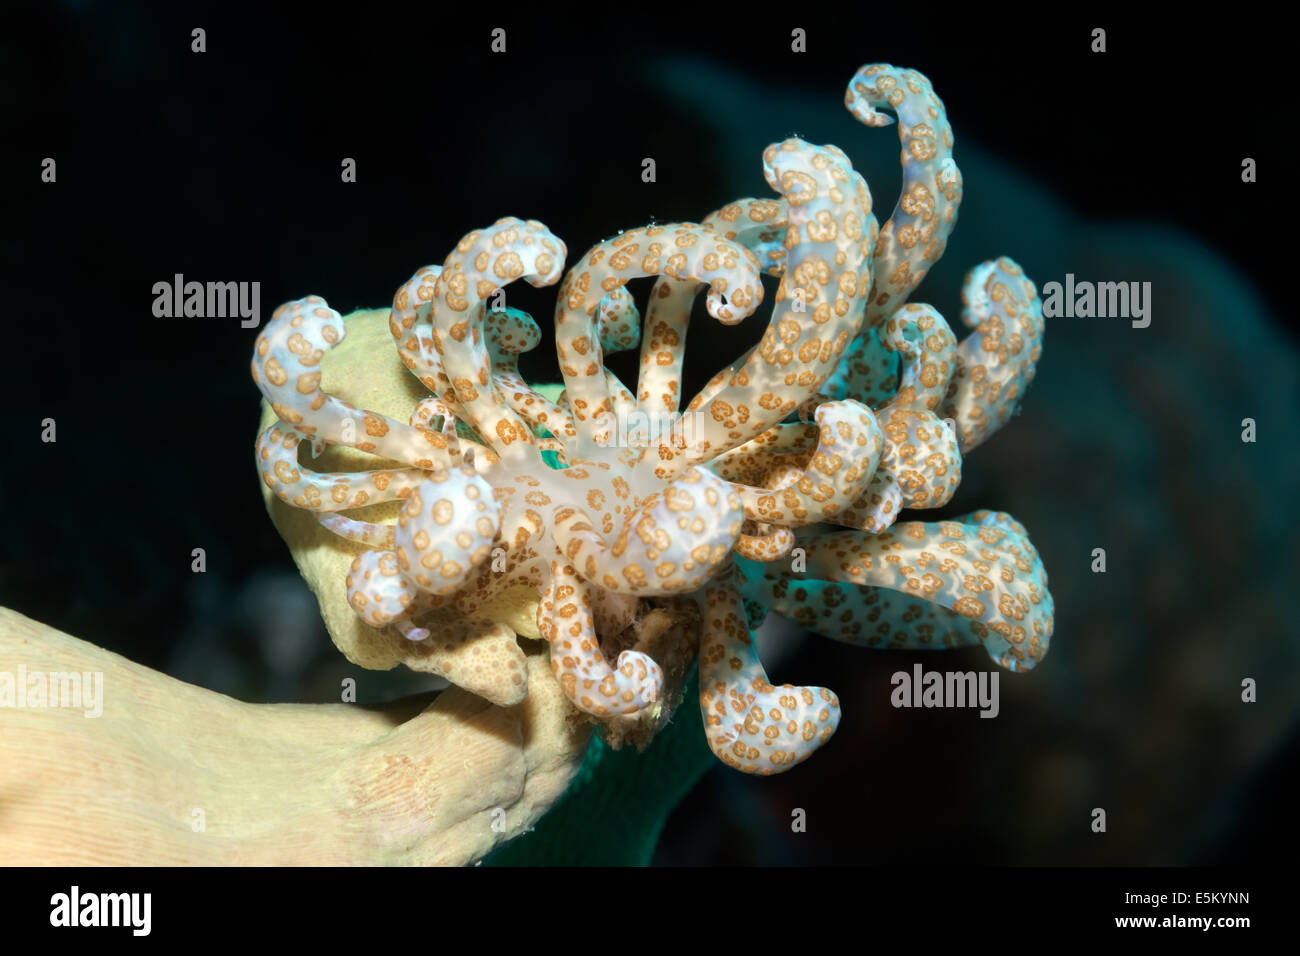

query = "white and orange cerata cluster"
[251,63,1053,774]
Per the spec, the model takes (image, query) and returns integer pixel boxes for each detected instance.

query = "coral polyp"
[251,63,1054,775]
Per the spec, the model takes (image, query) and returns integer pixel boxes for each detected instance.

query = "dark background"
[2,2,1296,865]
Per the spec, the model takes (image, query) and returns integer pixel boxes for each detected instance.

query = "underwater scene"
[1,3,1294,899]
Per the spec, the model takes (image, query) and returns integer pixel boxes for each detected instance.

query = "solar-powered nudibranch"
[251,63,1053,774]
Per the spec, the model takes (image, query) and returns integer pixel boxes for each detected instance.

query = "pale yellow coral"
[0,606,591,865]
[255,308,543,705]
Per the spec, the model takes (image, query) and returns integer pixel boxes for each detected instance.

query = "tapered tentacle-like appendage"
[703,198,791,276]
[731,400,884,527]
[635,276,698,416]
[698,572,841,774]
[538,562,663,716]
[745,511,1053,672]
[390,265,448,394]
[483,307,576,441]
[632,199,789,417]
[345,549,432,636]
[846,63,962,328]
[734,522,796,562]
[344,466,502,640]
[940,257,1045,453]
[395,469,501,597]
[597,286,642,353]
[828,470,904,534]
[805,324,899,415]
[673,139,878,472]
[871,407,961,512]
[809,302,960,531]
[555,222,763,457]
[549,464,744,594]
[252,62,1055,775]
[253,296,455,467]
[879,302,957,413]
[429,218,568,464]
[255,423,431,512]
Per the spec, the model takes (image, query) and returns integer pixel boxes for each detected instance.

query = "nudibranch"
[252,63,1053,774]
